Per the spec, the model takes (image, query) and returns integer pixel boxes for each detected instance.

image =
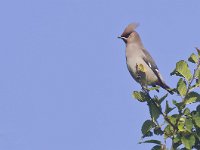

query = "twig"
[144,91,177,130]
[184,57,200,102]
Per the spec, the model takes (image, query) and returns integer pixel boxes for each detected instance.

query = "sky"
[0,0,200,150]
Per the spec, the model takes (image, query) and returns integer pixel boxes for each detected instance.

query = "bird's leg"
[135,64,141,80]
[141,84,149,94]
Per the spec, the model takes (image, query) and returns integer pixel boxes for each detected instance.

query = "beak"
[118,36,126,40]
[117,36,127,41]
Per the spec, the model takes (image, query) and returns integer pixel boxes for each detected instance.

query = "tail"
[159,82,174,95]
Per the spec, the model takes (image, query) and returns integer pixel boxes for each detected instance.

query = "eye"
[125,33,131,38]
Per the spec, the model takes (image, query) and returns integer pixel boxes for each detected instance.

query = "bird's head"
[118,23,141,44]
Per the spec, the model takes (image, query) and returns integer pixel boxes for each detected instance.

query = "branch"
[184,56,200,102]
[144,91,177,130]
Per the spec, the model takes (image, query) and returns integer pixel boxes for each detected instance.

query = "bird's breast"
[125,44,144,71]
[125,45,158,85]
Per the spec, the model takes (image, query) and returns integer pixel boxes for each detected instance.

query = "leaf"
[139,139,161,145]
[165,101,175,114]
[177,78,187,97]
[181,134,195,149]
[173,135,181,143]
[151,145,162,150]
[168,114,180,125]
[195,69,200,87]
[141,120,155,135]
[196,47,200,57]
[172,134,182,149]
[148,86,160,92]
[193,112,200,128]
[188,53,198,63]
[191,110,197,116]
[196,105,200,112]
[183,108,191,116]
[148,101,161,121]
[143,131,153,138]
[158,94,168,104]
[173,100,185,111]
[154,127,164,135]
[178,117,185,131]
[132,91,150,102]
[164,125,174,138]
[195,69,200,79]
[185,118,193,132]
[171,60,192,81]
[164,115,179,138]
[196,127,200,138]
[184,92,200,104]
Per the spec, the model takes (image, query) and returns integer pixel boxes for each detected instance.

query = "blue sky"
[0,0,200,150]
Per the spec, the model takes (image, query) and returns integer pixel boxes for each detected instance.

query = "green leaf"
[184,92,200,104]
[171,60,192,81]
[183,108,191,116]
[164,115,179,138]
[185,118,193,132]
[193,138,200,150]
[165,101,175,114]
[154,127,164,135]
[158,94,168,104]
[173,100,185,110]
[196,47,200,57]
[195,69,200,87]
[151,145,162,150]
[148,101,161,121]
[173,134,181,143]
[188,53,198,63]
[193,112,200,128]
[196,105,200,112]
[143,131,153,138]
[164,125,174,138]
[178,117,185,131]
[139,139,161,145]
[148,86,160,91]
[196,127,200,138]
[172,134,182,149]
[168,114,180,125]
[141,120,155,135]
[181,134,195,149]
[191,110,197,116]
[132,91,150,102]
[177,78,187,97]
[180,148,188,150]
[195,69,200,79]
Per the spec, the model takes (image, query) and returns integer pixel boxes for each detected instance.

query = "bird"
[118,23,173,94]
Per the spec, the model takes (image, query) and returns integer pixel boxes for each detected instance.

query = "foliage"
[132,48,200,150]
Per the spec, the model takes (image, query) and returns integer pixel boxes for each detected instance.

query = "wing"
[141,48,173,94]
[141,48,165,85]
